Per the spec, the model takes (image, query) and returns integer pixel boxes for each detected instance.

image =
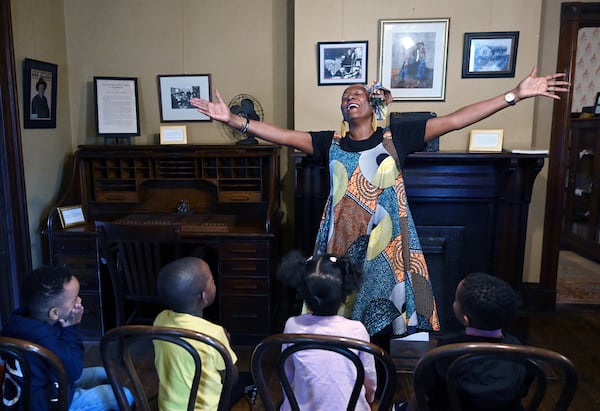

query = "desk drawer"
[53,237,97,255]
[220,295,270,335]
[219,241,269,258]
[220,260,268,277]
[220,278,269,294]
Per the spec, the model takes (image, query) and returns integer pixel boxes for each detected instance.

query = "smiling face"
[340,85,373,122]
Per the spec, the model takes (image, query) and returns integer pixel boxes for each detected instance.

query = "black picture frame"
[594,92,600,116]
[157,74,212,122]
[23,58,57,129]
[317,41,368,85]
[93,76,141,139]
[462,31,519,78]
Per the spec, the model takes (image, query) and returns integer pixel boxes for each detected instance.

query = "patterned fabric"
[314,136,439,336]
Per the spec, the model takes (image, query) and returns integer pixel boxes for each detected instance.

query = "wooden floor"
[86,303,600,410]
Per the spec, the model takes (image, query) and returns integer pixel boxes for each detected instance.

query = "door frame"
[0,0,32,323]
[539,2,600,307]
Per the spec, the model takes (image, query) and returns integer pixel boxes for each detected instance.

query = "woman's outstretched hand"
[189,89,231,123]
[516,66,570,100]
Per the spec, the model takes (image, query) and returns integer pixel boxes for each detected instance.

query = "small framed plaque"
[160,125,188,144]
[57,205,86,228]
[468,129,504,152]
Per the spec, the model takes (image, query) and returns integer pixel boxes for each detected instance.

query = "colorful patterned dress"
[311,126,439,335]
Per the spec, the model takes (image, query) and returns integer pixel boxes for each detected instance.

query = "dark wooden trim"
[0,0,32,323]
[541,2,600,308]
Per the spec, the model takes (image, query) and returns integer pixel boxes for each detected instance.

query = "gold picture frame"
[468,129,504,152]
[57,205,86,228]
[160,125,188,144]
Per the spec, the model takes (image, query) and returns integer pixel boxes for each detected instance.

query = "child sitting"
[277,250,376,411]
[397,272,529,411]
[0,265,132,410]
[153,256,255,410]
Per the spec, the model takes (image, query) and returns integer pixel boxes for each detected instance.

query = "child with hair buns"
[277,250,376,411]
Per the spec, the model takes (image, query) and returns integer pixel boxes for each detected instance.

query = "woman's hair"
[35,77,47,91]
[277,250,363,316]
[457,272,518,330]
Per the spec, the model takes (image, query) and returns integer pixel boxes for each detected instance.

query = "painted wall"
[294,0,551,282]
[11,0,72,266]
[10,0,582,284]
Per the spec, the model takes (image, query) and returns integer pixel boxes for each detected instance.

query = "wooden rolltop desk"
[46,144,281,342]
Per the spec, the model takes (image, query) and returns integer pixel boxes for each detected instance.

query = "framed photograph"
[57,205,86,228]
[158,74,212,122]
[94,77,141,138]
[318,41,368,85]
[594,92,600,116]
[462,32,519,78]
[23,58,58,129]
[378,18,449,101]
[468,129,504,152]
[160,125,187,144]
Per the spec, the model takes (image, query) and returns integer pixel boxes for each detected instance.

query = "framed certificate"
[57,205,86,228]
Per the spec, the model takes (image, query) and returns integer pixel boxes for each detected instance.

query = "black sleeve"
[308,131,335,165]
[389,118,428,169]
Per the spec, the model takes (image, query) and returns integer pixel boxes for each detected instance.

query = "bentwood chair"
[0,336,69,411]
[100,325,235,411]
[412,342,578,411]
[95,221,181,326]
[251,333,397,411]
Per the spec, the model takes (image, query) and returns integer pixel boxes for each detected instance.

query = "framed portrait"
[317,41,368,85]
[378,18,449,101]
[468,129,504,152]
[57,205,86,228]
[23,58,58,129]
[157,74,212,122]
[94,77,141,138]
[462,32,519,78]
[159,125,187,144]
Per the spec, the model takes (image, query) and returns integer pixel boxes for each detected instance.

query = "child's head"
[277,251,363,316]
[21,265,80,324]
[157,257,215,314]
[453,272,517,330]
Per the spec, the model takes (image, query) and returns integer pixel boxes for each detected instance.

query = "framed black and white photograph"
[378,18,449,101]
[158,74,212,122]
[94,77,141,138]
[462,32,519,78]
[318,41,368,85]
[23,58,58,129]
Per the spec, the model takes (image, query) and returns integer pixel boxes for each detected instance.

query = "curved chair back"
[95,221,181,325]
[0,336,69,411]
[100,325,235,411]
[251,333,396,411]
[413,342,578,411]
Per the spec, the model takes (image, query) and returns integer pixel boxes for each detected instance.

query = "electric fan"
[221,94,264,145]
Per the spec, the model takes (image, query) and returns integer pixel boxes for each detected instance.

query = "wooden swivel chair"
[95,221,181,326]
[251,333,397,411]
[413,342,578,411]
[0,336,69,411]
[100,324,235,411]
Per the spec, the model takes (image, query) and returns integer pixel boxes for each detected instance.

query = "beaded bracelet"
[239,117,250,133]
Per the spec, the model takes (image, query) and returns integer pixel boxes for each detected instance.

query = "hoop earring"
[340,120,348,137]
[371,112,378,132]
